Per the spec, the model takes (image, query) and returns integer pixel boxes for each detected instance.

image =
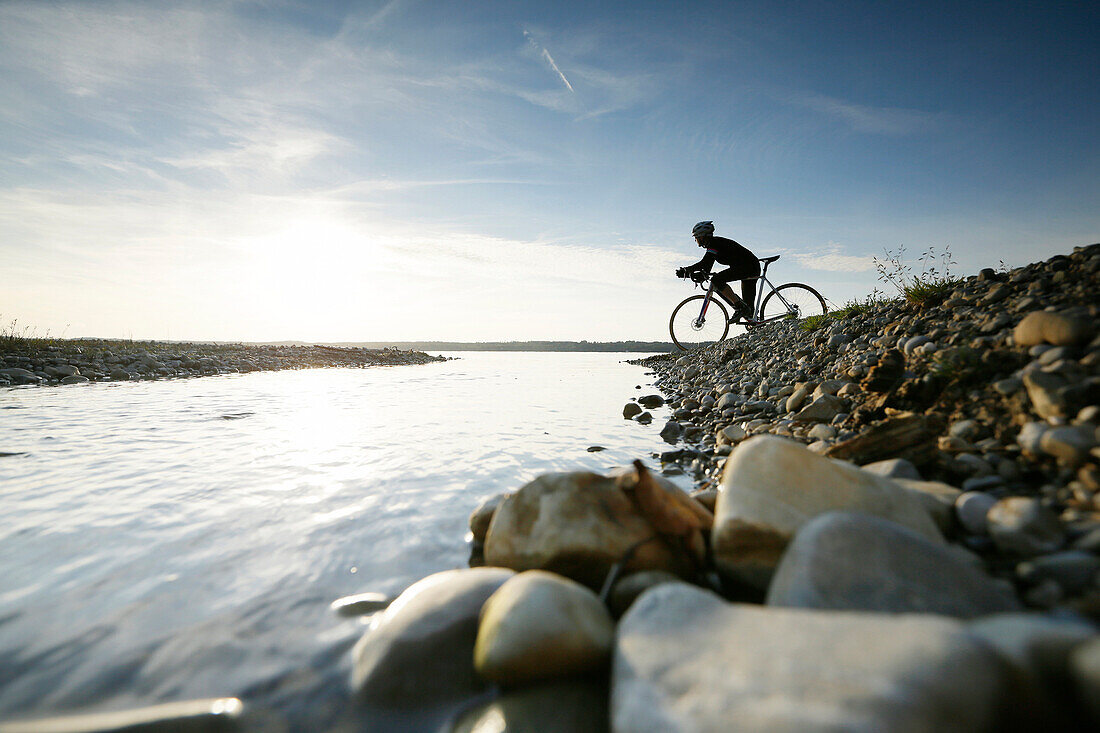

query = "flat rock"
[612,584,1010,732]
[474,570,614,685]
[766,511,1020,617]
[351,568,513,707]
[713,436,943,588]
[484,472,692,589]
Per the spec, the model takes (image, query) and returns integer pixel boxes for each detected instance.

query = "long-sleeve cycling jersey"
[687,235,757,274]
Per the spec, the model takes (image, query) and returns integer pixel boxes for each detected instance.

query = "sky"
[1,0,1097,342]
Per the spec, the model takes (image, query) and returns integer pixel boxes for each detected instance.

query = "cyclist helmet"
[692,221,715,237]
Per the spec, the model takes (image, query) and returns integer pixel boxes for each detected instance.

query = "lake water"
[0,352,678,728]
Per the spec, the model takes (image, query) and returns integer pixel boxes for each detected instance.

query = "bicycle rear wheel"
[760,283,827,323]
[669,295,730,350]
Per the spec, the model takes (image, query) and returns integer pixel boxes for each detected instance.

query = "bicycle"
[669,255,827,350]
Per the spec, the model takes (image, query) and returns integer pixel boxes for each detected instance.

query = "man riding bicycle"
[675,221,761,322]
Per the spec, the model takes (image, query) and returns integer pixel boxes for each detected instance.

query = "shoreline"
[0,340,445,387]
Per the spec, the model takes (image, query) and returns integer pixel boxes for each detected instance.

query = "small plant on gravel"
[842,288,891,317]
[800,290,892,332]
[875,246,960,305]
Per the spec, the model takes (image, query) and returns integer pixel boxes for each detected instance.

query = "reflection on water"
[0,353,675,727]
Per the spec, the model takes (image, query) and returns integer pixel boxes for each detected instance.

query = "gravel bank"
[627,243,1100,614]
[0,341,445,387]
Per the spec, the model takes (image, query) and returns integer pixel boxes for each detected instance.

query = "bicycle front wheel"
[669,295,730,350]
[760,283,828,323]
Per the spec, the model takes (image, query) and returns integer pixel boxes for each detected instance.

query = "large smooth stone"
[613,584,1009,732]
[474,570,614,685]
[713,436,943,588]
[452,677,609,733]
[0,698,242,733]
[969,613,1098,729]
[1013,311,1093,347]
[766,512,1020,617]
[484,472,692,589]
[351,568,513,707]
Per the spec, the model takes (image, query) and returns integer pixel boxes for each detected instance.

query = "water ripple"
[0,352,676,724]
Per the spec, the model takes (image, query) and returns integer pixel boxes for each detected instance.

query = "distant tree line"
[323,341,677,353]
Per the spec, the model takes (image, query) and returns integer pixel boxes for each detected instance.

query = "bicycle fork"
[694,290,716,328]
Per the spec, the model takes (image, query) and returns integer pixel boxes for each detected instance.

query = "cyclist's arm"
[687,251,716,274]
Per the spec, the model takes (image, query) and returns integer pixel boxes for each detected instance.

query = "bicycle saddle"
[759,255,781,263]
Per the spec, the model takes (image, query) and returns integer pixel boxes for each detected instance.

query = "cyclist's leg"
[740,273,759,316]
[712,269,750,318]
[715,258,760,319]
[733,255,761,315]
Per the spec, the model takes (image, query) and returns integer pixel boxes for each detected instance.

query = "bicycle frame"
[693,258,788,325]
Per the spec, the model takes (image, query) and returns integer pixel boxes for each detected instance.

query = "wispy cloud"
[790,242,877,272]
[787,92,942,136]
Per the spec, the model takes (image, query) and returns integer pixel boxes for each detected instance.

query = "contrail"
[541,48,574,92]
[524,30,574,93]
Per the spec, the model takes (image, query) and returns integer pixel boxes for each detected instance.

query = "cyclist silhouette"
[675,221,760,322]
